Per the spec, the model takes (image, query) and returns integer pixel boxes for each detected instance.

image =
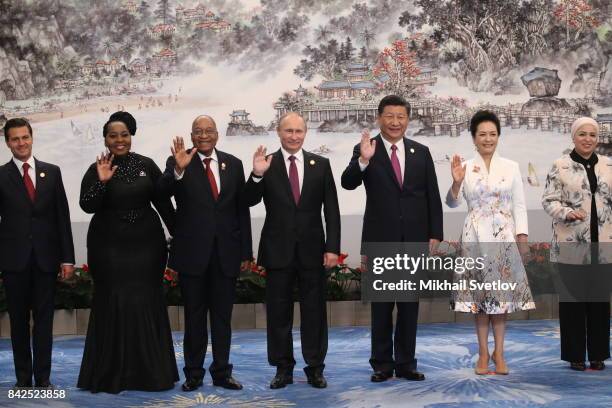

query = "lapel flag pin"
[310,160,315,165]
[40,172,46,178]
[410,148,415,154]
[221,163,226,170]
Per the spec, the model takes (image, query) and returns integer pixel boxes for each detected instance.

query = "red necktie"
[203,158,219,201]
[390,145,403,188]
[288,155,300,205]
[22,162,36,202]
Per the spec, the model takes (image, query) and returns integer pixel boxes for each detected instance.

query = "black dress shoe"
[397,370,425,381]
[35,380,53,388]
[182,378,203,392]
[213,376,243,390]
[269,373,293,389]
[370,371,393,382]
[570,362,586,371]
[307,372,327,388]
[589,361,605,371]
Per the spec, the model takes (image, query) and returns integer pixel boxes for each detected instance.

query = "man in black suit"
[341,95,443,382]
[0,118,75,388]
[158,115,251,391]
[243,112,340,389]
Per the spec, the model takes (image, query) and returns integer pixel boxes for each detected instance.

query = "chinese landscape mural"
[1,0,611,221]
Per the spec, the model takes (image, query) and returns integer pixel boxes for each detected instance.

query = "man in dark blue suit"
[0,118,75,388]
[158,115,251,391]
[341,95,443,382]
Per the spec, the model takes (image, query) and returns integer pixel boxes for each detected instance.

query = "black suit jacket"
[243,149,341,270]
[341,135,443,250]
[0,158,75,273]
[159,149,252,277]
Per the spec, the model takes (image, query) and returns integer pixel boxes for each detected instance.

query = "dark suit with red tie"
[243,148,340,376]
[0,158,75,386]
[158,148,252,382]
[341,135,443,375]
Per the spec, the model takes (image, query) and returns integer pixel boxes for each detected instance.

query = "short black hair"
[469,110,500,138]
[4,117,33,141]
[378,95,411,116]
[103,111,137,137]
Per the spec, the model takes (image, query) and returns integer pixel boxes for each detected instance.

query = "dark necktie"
[203,158,219,201]
[288,155,300,205]
[390,145,403,187]
[22,162,36,202]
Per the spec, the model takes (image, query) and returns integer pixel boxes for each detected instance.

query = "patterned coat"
[541,154,612,263]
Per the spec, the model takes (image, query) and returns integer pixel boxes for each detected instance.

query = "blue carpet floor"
[0,320,611,407]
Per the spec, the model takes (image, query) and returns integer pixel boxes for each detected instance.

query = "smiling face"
[572,124,598,158]
[5,126,33,161]
[191,116,218,156]
[378,105,409,143]
[277,113,306,154]
[473,121,499,157]
[104,121,132,156]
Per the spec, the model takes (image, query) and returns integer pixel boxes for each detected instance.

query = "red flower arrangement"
[250,261,266,277]
[163,268,178,287]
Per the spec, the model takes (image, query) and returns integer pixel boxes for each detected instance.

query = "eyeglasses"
[192,128,218,137]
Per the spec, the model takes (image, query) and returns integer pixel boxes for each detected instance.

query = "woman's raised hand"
[96,152,117,183]
[451,154,466,184]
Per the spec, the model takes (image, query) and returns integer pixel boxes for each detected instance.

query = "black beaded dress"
[77,152,179,393]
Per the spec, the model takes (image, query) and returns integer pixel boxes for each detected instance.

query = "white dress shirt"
[175,150,221,193]
[359,136,406,180]
[13,156,36,188]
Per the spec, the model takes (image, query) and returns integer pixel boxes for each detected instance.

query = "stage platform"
[0,320,610,407]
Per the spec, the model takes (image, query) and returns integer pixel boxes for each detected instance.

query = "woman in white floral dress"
[446,110,535,375]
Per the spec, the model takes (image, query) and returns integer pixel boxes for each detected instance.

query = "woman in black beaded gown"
[77,112,179,393]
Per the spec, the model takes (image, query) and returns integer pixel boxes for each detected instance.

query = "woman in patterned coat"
[542,116,611,371]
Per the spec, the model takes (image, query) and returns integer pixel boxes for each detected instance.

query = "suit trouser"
[180,243,236,381]
[266,260,328,376]
[370,301,419,374]
[559,301,610,363]
[3,257,56,385]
